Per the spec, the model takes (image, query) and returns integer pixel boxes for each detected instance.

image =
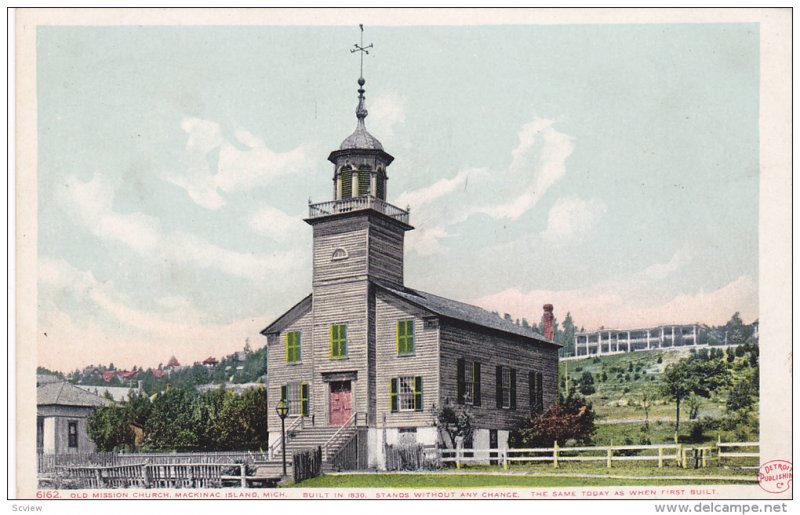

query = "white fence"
[436,440,760,470]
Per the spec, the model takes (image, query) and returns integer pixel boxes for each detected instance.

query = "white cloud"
[247,205,307,241]
[38,258,269,371]
[367,91,406,141]
[398,116,575,256]
[58,174,303,279]
[406,226,451,257]
[471,244,757,331]
[473,117,575,221]
[394,168,479,210]
[57,175,162,253]
[540,197,607,245]
[163,117,312,210]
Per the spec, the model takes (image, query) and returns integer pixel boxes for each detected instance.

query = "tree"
[724,312,751,344]
[726,380,753,413]
[578,371,595,396]
[509,393,596,448]
[660,355,729,433]
[432,402,474,449]
[558,312,577,357]
[686,392,701,420]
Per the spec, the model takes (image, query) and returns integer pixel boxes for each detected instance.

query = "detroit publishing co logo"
[758,460,792,493]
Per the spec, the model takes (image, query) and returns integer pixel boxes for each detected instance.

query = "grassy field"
[292,470,756,488]
[560,347,759,444]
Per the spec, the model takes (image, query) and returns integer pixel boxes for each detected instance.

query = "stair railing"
[268,416,303,460]
[321,412,358,461]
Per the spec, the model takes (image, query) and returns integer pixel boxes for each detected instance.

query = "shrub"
[688,420,705,442]
[657,356,663,364]
[509,393,596,448]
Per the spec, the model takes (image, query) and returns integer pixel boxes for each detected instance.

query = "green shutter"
[300,383,309,417]
[281,385,287,403]
[474,362,481,407]
[456,359,465,404]
[390,378,398,413]
[414,377,423,411]
[408,321,415,354]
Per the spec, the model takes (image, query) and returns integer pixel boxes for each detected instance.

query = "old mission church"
[262,66,559,469]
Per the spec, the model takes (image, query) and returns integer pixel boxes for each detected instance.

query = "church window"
[496,366,516,410]
[396,320,415,355]
[281,383,309,417]
[330,324,348,359]
[331,248,348,261]
[358,169,371,196]
[285,331,301,363]
[457,359,481,406]
[390,376,423,412]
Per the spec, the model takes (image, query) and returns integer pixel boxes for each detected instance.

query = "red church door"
[329,381,352,426]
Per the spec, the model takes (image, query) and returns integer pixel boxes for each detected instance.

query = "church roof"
[376,281,557,345]
[37,382,113,408]
[340,120,383,151]
[260,294,313,335]
[338,76,383,151]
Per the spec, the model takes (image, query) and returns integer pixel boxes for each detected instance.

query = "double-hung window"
[390,376,423,412]
[285,331,301,363]
[457,358,481,406]
[330,324,347,359]
[496,366,516,410]
[68,421,78,448]
[396,320,415,355]
[281,383,309,417]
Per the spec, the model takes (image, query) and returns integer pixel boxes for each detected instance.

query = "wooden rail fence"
[438,440,760,470]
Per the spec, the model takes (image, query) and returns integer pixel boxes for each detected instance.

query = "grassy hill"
[559,346,759,446]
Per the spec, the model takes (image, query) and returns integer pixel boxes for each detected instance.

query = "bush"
[509,393,596,448]
[688,420,705,442]
[657,356,663,364]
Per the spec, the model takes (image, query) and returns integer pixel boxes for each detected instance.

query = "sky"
[35,24,760,372]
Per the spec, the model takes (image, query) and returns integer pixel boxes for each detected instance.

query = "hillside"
[559,345,759,446]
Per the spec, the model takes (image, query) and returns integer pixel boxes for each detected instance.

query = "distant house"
[202,356,219,368]
[36,374,61,386]
[76,383,144,403]
[166,356,180,368]
[195,382,264,395]
[37,382,112,454]
[151,369,166,379]
[101,371,116,383]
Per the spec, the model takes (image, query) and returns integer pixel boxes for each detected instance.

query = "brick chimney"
[542,304,555,341]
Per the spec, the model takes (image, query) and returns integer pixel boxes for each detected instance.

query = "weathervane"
[351,24,373,79]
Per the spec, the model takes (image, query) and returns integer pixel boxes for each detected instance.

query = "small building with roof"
[261,62,559,469]
[37,382,112,454]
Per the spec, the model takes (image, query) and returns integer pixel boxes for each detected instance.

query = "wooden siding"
[311,280,371,424]
[375,290,440,428]
[439,322,559,430]
[366,214,405,286]
[312,220,368,286]
[267,310,315,433]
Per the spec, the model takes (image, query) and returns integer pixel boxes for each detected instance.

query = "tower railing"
[308,195,409,224]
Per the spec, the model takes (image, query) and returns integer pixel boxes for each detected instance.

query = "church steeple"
[323,25,395,203]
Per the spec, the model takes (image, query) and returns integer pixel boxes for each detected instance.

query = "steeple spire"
[351,24,373,123]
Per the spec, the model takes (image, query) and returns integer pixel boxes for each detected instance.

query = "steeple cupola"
[308,25,409,228]
[328,76,394,201]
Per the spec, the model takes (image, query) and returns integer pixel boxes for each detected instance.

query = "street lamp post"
[275,399,290,477]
